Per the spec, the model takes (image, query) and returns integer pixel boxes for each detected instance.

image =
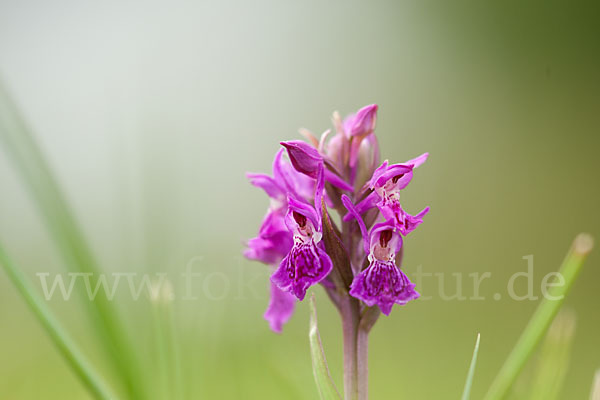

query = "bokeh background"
[0,0,599,399]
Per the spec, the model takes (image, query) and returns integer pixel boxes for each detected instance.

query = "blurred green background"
[0,0,598,398]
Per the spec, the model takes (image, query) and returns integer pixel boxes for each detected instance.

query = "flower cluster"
[245,104,429,332]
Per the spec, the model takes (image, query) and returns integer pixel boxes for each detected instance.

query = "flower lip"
[349,260,419,315]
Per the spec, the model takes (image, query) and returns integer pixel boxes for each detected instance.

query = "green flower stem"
[356,327,369,400]
[484,233,594,400]
[340,295,360,400]
[0,245,116,400]
[356,306,379,400]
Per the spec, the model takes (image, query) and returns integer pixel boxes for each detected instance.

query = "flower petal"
[281,140,322,179]
[246,173,286,199]
[264,282,296,333]
[341,195,369,253]
[349,260,419,315]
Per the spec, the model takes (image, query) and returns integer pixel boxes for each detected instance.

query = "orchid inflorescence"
[245,104,429,333]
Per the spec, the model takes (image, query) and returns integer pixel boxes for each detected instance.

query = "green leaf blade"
[0,81,144,399]
[527,309,576,400]
[309,294,342,400]
[0,245,116,400]
[484,233,594,400]
[461,333,481,400]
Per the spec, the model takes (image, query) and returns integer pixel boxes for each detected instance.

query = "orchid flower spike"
[245,103,429,332]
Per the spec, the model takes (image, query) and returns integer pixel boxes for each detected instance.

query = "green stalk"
[0,81,144,398]
[461,333,481,400]
[527,309,575,400]
[590,370,600,400]
[339,296,359,400]
[484,233,594,400]
[165,301,185,400]
[152,300,169,400]
[0,245,116,400]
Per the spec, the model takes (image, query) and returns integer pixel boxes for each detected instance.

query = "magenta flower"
[245,149,316,332]
[246,103,429,333]
[271,197,333,300]
[245,103,430,398]
[347,153,429,234]
[342,196,419,314]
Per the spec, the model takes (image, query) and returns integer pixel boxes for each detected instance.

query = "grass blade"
[0,81,143,398]
[484,233,594,400]
[0,244,116,400]
[527,309,575,400]
[461,333,481,400]
[591,370,600,400]
[309,294,342,400]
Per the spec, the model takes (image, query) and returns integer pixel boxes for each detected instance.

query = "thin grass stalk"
[165,301,185,400]
[0,81,144,399]
[0,244,116,400]
[152,300,170,400]
[484,233,593,400]
[461,333,481,400]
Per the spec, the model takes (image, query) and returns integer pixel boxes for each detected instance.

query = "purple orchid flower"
[271,197,333,301]
[345,153,429,233]
[245,149,318,332]
[342,195,419,315]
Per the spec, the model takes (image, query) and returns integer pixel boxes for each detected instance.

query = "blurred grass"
[0,244,115,399]
[484,234,593,400]
[527,309,575,400]
[0,82,143,398]
[461,333,481,400]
